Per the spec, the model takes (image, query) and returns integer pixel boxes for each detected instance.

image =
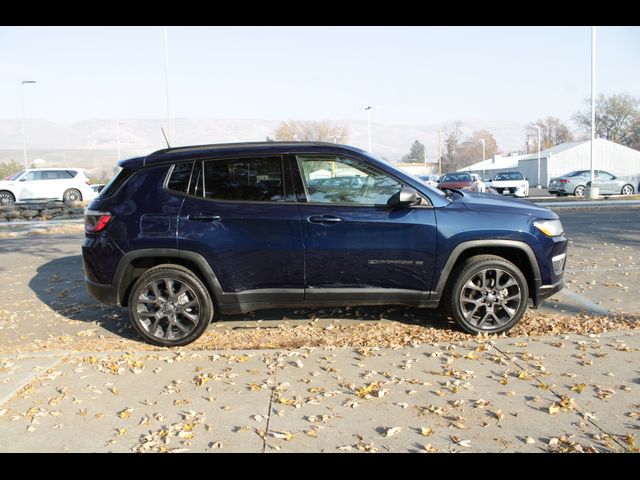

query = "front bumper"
[533,279,564,307]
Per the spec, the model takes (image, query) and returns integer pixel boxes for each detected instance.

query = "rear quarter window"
[100,167,134,198]
[166,161,194,193]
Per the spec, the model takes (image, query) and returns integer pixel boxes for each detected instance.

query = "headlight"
[534,219,564,237]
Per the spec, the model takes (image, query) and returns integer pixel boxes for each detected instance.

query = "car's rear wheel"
[0,191,15,206]
[128,265,214,347]
[63,188,82,202]
[446,255,529,335]
[621,184,634,196]
[574,185,585,197]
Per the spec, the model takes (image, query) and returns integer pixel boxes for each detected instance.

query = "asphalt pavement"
[1,206,639,452]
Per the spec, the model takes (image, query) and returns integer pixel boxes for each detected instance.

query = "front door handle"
[188,214,221,223]
[308,215,343,224]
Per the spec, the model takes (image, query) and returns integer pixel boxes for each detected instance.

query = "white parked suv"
[0,168,95,205]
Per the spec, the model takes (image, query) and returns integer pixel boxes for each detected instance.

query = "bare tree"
[273,120,350,143]
[457,130,500,168]
[573,93,640,150]
[525,117,574,152]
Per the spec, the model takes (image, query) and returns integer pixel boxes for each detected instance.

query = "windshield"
[441,173,472,183]
[5,170,25,180]
[494,172,524,181]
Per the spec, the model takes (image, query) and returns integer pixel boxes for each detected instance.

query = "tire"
[621,184,634,196]
[63,188,82,202]
[0,191,15,206]
[573,185,585,197]
[127,264,214,347]
[445,255,529,335]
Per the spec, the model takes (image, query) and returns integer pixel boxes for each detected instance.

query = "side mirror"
[388,186,420,208]
[19,178,27,182]
[486,179,492,182]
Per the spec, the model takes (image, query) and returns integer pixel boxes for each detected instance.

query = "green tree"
[525,117,574,152]
[573,93,640,150]
[0,159,23,179]
[403,140,426,162]
[441,121,462,173]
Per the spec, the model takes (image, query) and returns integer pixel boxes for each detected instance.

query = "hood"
[451,191,558,219]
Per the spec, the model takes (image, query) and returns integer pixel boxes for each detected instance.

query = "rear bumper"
[85,277,119,306]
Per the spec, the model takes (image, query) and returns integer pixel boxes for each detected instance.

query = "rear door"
[178,155,304,298]
[292,154,437,302]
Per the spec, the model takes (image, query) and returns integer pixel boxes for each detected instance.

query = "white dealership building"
[461,138,640,188]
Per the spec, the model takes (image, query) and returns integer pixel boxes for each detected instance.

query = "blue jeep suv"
[83,142,567,347]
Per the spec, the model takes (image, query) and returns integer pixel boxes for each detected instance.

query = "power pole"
[437,130,442,175]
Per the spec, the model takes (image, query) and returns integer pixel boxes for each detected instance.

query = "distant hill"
[0,117,527,167]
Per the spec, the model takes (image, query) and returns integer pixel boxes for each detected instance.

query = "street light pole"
[116,122,127,160]
[479,138,485,178]
[20,80,37,170]
[163,26,171,145]
[534,125,542,188]
[362,106,375,152]
[590,25,597,198]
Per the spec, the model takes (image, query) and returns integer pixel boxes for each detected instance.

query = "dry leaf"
[385,426,402,437]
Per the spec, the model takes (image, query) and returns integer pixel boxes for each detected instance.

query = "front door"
[178,155,304,299]
[595,170,617,194]
[292,154,437,302]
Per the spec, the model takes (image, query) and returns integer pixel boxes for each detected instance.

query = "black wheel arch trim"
[431,239,543,305]
[99,242,548,312]
[111,248,226,307]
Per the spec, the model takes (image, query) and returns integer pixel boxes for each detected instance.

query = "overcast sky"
[1,26,639,126]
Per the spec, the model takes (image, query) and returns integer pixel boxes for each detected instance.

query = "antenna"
[161,128,171,149]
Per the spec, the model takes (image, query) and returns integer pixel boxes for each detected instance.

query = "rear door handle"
[188,214,221,223]
[308,215,343,224]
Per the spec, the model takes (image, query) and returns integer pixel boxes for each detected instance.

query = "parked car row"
[548,170,635,197]
[418,169,635,198]
[418,171,528,197]
[0,168,101,205]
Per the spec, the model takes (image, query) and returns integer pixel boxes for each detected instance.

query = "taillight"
[85,210,112,233]
[559,179,569,183]
[86,180,91,185]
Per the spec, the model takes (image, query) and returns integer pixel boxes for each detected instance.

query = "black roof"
[118,141,370,168]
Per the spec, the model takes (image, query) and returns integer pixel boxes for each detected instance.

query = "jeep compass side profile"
[83,142,567,347]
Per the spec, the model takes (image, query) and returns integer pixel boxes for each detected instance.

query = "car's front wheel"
[447,255,529,335]
[128,265,214,347]
[0,191,15,206]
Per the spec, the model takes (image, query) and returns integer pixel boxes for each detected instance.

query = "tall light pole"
[589,25,597,198]
[534,125,542,188]
[362,106,375,152]
[116,122,127,160]
[20,80,37,170]
[163,26,171,145]
[479,138,486,178]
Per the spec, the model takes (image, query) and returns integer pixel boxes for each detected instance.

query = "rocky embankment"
[0,201,87,222]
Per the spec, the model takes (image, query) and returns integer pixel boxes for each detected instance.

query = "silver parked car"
[548,170,635,197]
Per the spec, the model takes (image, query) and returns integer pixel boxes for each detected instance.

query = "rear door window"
[201,156,285,202]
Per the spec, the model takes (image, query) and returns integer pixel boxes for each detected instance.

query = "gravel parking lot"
[1,207,639,452]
